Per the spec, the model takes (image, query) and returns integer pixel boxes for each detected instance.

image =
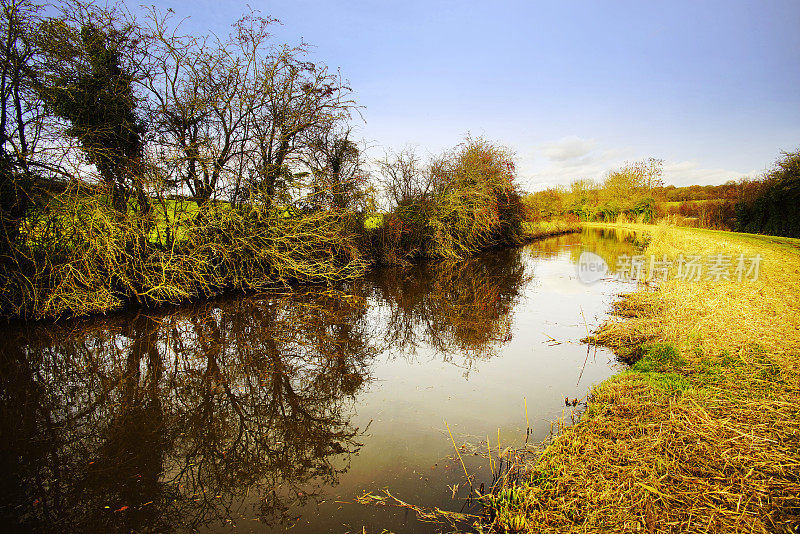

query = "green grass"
[630,343,685,373]
[364,212,384,230]
[148,197,202,245]
[660,198,727,208]
[687,226,800,252]
[620,343,694,395]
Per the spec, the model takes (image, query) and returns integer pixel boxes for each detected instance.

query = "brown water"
[0,228,637,533]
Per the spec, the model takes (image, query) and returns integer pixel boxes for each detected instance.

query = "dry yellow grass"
[488,222,800,533]
[633,222,800,358]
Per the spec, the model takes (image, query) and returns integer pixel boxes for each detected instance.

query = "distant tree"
[601,157,663,218]
[565,178,600,218]
[631,196,655,222]
[634,157,664,190]
[736,150,800,237]
[523,188,565,219]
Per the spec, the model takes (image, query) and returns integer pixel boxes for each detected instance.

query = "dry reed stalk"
[352,489,479,526]
[446,421,473,490]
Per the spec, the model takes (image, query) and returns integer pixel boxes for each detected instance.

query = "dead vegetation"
[1,192,369,319]
[481,223,800,533]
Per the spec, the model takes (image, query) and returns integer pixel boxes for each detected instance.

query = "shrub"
[735,150,800,237]
[2,192,369,319]
[370,137,528,263]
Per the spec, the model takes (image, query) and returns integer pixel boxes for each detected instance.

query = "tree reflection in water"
[0,247,532,532]
[370,247,531,372]
[0,289,374,532]
[526,228,640,271]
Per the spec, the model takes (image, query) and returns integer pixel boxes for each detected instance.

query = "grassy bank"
[488,222,800,532]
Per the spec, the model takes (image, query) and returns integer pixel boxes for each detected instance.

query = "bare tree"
[142,9,356,209]
[376,147,436,208]
[141,9,258,207]
[0,0,46,250]
[241,45,355,207]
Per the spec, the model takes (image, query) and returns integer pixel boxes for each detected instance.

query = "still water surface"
[0,228,637,533]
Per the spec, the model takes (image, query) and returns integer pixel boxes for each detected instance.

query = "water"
[0,228,637,533]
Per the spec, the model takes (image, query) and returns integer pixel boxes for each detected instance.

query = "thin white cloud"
[662,161,757,187]
[519,139,625,191]
[519,135,757,191]
[541,135,598,162]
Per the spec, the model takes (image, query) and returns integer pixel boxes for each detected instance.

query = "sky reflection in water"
[0,228,638,533]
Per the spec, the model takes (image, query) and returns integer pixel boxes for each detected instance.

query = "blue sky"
[151,0,799,190]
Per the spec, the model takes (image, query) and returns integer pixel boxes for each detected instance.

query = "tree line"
[524,150,800,237]
[0,0,366,229]
[0,0,530,320]
[524,157,664,223]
